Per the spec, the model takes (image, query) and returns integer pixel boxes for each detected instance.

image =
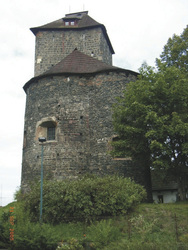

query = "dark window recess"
[158,195,163,203]
[47,127,55,140]
[112,136,120,142]
[23,130,27,148]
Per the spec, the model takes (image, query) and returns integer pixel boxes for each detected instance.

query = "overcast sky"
[0,0,188,206]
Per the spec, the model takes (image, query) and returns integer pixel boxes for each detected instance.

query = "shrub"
[86,219,121,249]
[179,233,188,244]
[13,222,59,250]
[21,175,146,224]
[57,238,84,250]
[0,201,60,250]
[0,220,9,249]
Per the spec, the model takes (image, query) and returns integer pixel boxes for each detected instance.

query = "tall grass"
[0,201,188,249]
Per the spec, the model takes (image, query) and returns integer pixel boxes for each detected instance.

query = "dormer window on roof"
[65,20,75,26]
[62,11,88,27]
[63,18,78,26]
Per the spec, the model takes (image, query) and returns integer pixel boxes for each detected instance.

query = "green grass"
[0,202,188,249]
[111,202,188,250]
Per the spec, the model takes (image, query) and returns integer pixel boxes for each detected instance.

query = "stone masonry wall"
[34,28,112,76]
[21,71,141,191]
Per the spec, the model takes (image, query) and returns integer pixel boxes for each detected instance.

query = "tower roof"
[30,11,115,54]
[44,49,121,74]
[23,49,138,92]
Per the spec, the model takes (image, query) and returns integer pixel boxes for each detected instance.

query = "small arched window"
[36,118,57,141]
[41,121,56,141]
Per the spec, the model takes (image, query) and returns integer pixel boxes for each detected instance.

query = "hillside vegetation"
[0,202,188,249]
[0,177,188,249]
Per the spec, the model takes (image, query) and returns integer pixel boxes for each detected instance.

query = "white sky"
[0,0,188,206]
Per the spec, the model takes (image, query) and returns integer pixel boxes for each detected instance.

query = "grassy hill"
[0,202,188,249]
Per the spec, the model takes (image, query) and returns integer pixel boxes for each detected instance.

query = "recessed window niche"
[36,117,57,141]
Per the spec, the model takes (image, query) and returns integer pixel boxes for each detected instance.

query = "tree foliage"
[157,25,188,73]
[112,26,188,200]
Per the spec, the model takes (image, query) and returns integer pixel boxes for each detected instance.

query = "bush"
[21,175,146,224]
[57,238,84,250]
[13,222,59,250]
[87,219,121,249]
[0,201,60,250]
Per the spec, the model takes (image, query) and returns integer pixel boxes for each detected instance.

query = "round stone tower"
[21,11,140,192]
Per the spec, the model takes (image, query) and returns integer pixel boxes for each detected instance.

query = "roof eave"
[30,24,115,55]
[23,69,138,93]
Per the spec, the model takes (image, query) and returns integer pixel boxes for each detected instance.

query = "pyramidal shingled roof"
[23,49,138,92]
[30,11,114,54]
[45,49,122,74]
[31,11,100,31]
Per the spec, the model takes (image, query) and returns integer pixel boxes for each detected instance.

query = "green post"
[40,143,44,223]
[39,137,46,224]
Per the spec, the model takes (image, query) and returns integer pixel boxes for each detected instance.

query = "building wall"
[21,72,140,191]
[153,191,178,203]
[34,28,112,76]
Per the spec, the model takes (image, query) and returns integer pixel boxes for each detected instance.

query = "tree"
[112,26,188,201]
[158,25,188,73]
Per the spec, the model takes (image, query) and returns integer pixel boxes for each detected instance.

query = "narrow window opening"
[47,127,56,140]
[23,130,27,148]
[36,118,57,142]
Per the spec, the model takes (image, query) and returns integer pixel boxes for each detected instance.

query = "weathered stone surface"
[34,28,112,76]
[21,11,150,195]
[22,72,138,190]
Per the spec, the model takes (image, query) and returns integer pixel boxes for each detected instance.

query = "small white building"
[151,170,179,203]
[152,181,178,203]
